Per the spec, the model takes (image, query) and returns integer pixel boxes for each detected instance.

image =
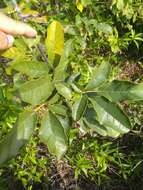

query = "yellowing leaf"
[1,47,24,59]
[76,0,83,12]
[45,21,64,64]
[31,16,47,23]
[22,8,39,16]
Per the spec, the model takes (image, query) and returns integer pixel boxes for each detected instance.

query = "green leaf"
[83,107,107,136]
[0,111,36,165]
[18,75,54,105]
[55,82,72,100]
[54,39,73,81]
[72,95,88,121]
[86,62,111,90]
[13,73,25,88]
[39,111,67,159]
[90,96,131,137]
[96,23,112,34]
[78,118,90,134]
[130,83,143,100]
[45,21,64,65]
[48,94,60,105]
[0,87,4,102]
[12,59,49,77]
[54,59,67,82]
[99,80,143,102]
[57,115,71,136]
[117,0,124,10]
[81,0,92,6]
[49,104,68,116]
[49,104,70,135]
[105,127,120,138]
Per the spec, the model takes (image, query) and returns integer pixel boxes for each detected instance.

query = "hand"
[0,13,37,50]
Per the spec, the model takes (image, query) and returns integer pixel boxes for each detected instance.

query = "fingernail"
[26,28,37,37]
[7,35,14,48]
[0,30,8,50]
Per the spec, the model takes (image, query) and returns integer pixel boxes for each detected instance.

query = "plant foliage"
[0,3,143,189]
[0,16,143,164]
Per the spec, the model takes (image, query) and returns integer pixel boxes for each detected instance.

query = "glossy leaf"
[45,21,64,65]
[90,96,131,137]
[105,127,120,138]
[86,61,111,90]
[72,95,88,121]
[0,111,36,165]
[18,75,54,105]
[12,59,49,77]
[57,115,71,136]
[39,111,67,159]
[99,80,143,102]
[83,107,107,136]
[55,82,72,100]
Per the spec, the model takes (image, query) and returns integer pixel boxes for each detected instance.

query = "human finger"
[0,13,37,37]
[0,30,14,50]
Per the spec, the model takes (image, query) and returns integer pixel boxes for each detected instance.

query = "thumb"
[0,30,14,50]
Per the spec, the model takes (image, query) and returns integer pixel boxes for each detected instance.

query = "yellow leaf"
[22,8,39,16]
[5,67,12,75]
[45,21,64,65]
[0,47,25,75]
[76,0,83,12]
[1,47,24,59]
[31,16,47,23]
